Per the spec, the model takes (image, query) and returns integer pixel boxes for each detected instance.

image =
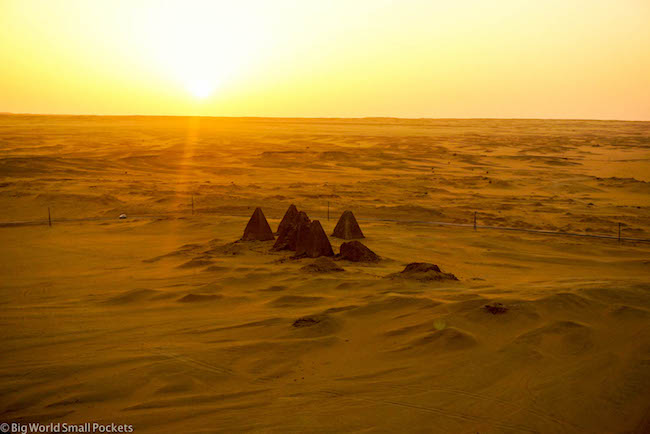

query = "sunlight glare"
[187,79,215,99]
[135,0,266,99]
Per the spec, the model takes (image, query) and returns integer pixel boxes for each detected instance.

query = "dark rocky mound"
[332,210,364,240]
[339,240,380,262]
[241,207,274,241]
[388,262,458,281]
[276,204,298,235]
[296,220,334,258]
[273,210,311,251]
[484,303,508,314]
[300,257,344,273]
[292,316,322,328]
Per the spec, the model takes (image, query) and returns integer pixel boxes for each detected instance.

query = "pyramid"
[241,207,274,241]
[332,210,364,240]
[276,204,298,235]
[273,211,310,251]
[296,220,334,258]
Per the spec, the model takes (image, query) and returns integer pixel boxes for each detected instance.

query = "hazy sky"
[1,0,649,119]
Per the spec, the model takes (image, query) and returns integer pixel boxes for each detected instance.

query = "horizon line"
[0,111,648,123]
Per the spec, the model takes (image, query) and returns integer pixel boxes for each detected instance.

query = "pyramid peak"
[296,219,334,258]
[276,204,299,235]
[332,210,364,240]
[241,207,274,241]
[273,209,310,251]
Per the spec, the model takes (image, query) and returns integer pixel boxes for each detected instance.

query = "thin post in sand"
[474,211,477,231]
[48,207,52,227]
[327,201,330,221]
[618,222,621,242]
[191,194,194,215]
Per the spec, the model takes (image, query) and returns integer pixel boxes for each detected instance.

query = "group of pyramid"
[241,205,457,277]
[241,204,368,259]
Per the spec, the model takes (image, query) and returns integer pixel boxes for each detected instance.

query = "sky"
[1,0,649,120]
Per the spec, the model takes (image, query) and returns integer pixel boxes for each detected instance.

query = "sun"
[134,1,266,100]
[186,80,215,99]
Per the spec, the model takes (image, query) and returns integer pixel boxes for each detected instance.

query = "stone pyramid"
[273,210,310,251]
[241,207,274,241]
[276,204,298,235]
[332,210,364,240]
[296,220,334,258]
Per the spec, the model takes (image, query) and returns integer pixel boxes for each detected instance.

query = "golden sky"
[1,0,649,120]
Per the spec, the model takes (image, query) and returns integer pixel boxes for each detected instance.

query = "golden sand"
[1,115,649,432]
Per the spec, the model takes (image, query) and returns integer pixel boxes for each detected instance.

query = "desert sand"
[1,115,649,433]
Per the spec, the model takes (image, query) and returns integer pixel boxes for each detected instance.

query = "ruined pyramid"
[241,207,275,241]
[296,220,334,258]
[276,204,298,235]
[332,210,364,240]
[339,240,380,262]
[273,210,310,251]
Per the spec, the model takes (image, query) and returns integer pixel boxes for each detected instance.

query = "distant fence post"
[474,211,477,231]
[618,222,621,242]
[48,207,52,227]
[191,194,194,215]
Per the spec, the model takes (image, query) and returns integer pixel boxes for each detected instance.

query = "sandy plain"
[1,115,649,433]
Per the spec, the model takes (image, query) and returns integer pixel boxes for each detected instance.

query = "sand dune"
[1,115,649,432]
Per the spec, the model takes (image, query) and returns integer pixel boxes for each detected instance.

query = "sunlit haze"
[1,0,649,119]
